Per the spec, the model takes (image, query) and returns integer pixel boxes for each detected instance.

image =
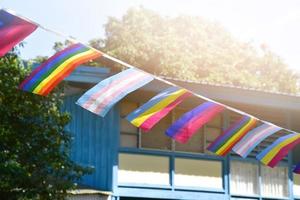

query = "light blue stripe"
[76,69,136,106]
[242,126,282,158]
[98,76,154,117]
[126,86,180,122]
[232,124,271,155]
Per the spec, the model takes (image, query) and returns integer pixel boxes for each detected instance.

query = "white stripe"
[85,72,148,112]
[236,126,275,154]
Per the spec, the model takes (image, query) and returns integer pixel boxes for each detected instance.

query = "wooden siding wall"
[63,95,120,190]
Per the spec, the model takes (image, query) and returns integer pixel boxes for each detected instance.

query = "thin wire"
[2,8,78,42]
[102,54,257,118]
[3,8,298,134]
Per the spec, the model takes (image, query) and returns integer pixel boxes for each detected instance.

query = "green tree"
[90,7,299,94]
[0,51,89,200]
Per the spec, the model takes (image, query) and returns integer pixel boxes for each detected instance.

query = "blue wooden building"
[63,66,300,200]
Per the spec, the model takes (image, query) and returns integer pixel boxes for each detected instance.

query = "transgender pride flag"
[77,68,153,117]
[166,102,224,143]
[232,123,282,158]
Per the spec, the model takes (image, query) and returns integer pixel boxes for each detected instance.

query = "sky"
[1,0,300,71]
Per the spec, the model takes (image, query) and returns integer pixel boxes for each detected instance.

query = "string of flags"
[1,8,300,174]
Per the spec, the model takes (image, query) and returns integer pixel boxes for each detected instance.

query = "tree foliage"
[0,52,89,200]
[90,7,299,94]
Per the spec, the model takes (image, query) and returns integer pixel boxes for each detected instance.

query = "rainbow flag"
[126,87,191,132]
[19,43,102,96]
[166,102,224,143]
[77,68,154,117]
[207,116,257,156]
[294,163,300,174]
[256,133,300,168]
[0,9,37,56]
[232,124,282,158]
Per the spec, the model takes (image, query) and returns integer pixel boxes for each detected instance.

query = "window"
[175,108,204,153]
[175,158,223,189]
[294,173,300,197]
[141,114,172,150]
[118,153,169,185]
[261,165,289,198]
[230,160,289,198]
[118,99,292,197]
[120,100,139,148]
[119,99,223,154]
[203,114,222,154]
[230,160,259,195]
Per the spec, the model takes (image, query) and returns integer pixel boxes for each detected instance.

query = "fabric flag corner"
[126,86,192,132]
[256,133,300,168]
[294,163,300,174]
[232,123,282,158]
[19,43,102,96]
[0,9,37,57]
[207,116,257,156]
[76,68,154,117]
[165,101,224,143]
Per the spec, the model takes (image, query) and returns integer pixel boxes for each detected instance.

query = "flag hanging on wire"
[19,43,102,96]
[294,163,300,174]
[207,116,257,156]
[0,9,37,57]
[126,86,191,132]
[165,101,224,143]
[256,133,300,168]
[232,123,282,158]
[76,68,154,117]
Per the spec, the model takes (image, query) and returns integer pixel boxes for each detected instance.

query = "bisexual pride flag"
[166,101,224,143]
[77,68,154,117]
[0,9,37,56]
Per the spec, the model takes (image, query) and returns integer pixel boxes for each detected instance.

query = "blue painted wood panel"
[63,94,119,190]
[117,187,227,200]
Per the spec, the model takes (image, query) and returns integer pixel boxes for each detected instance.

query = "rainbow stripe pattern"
[294,163,300,174]
[232,123,282,158]
[126,87,191,132]
[256,133,300,168]
[77,68,154,117]
[20,43,102,96]
[207,116,257,156]
[166,101,224,143]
